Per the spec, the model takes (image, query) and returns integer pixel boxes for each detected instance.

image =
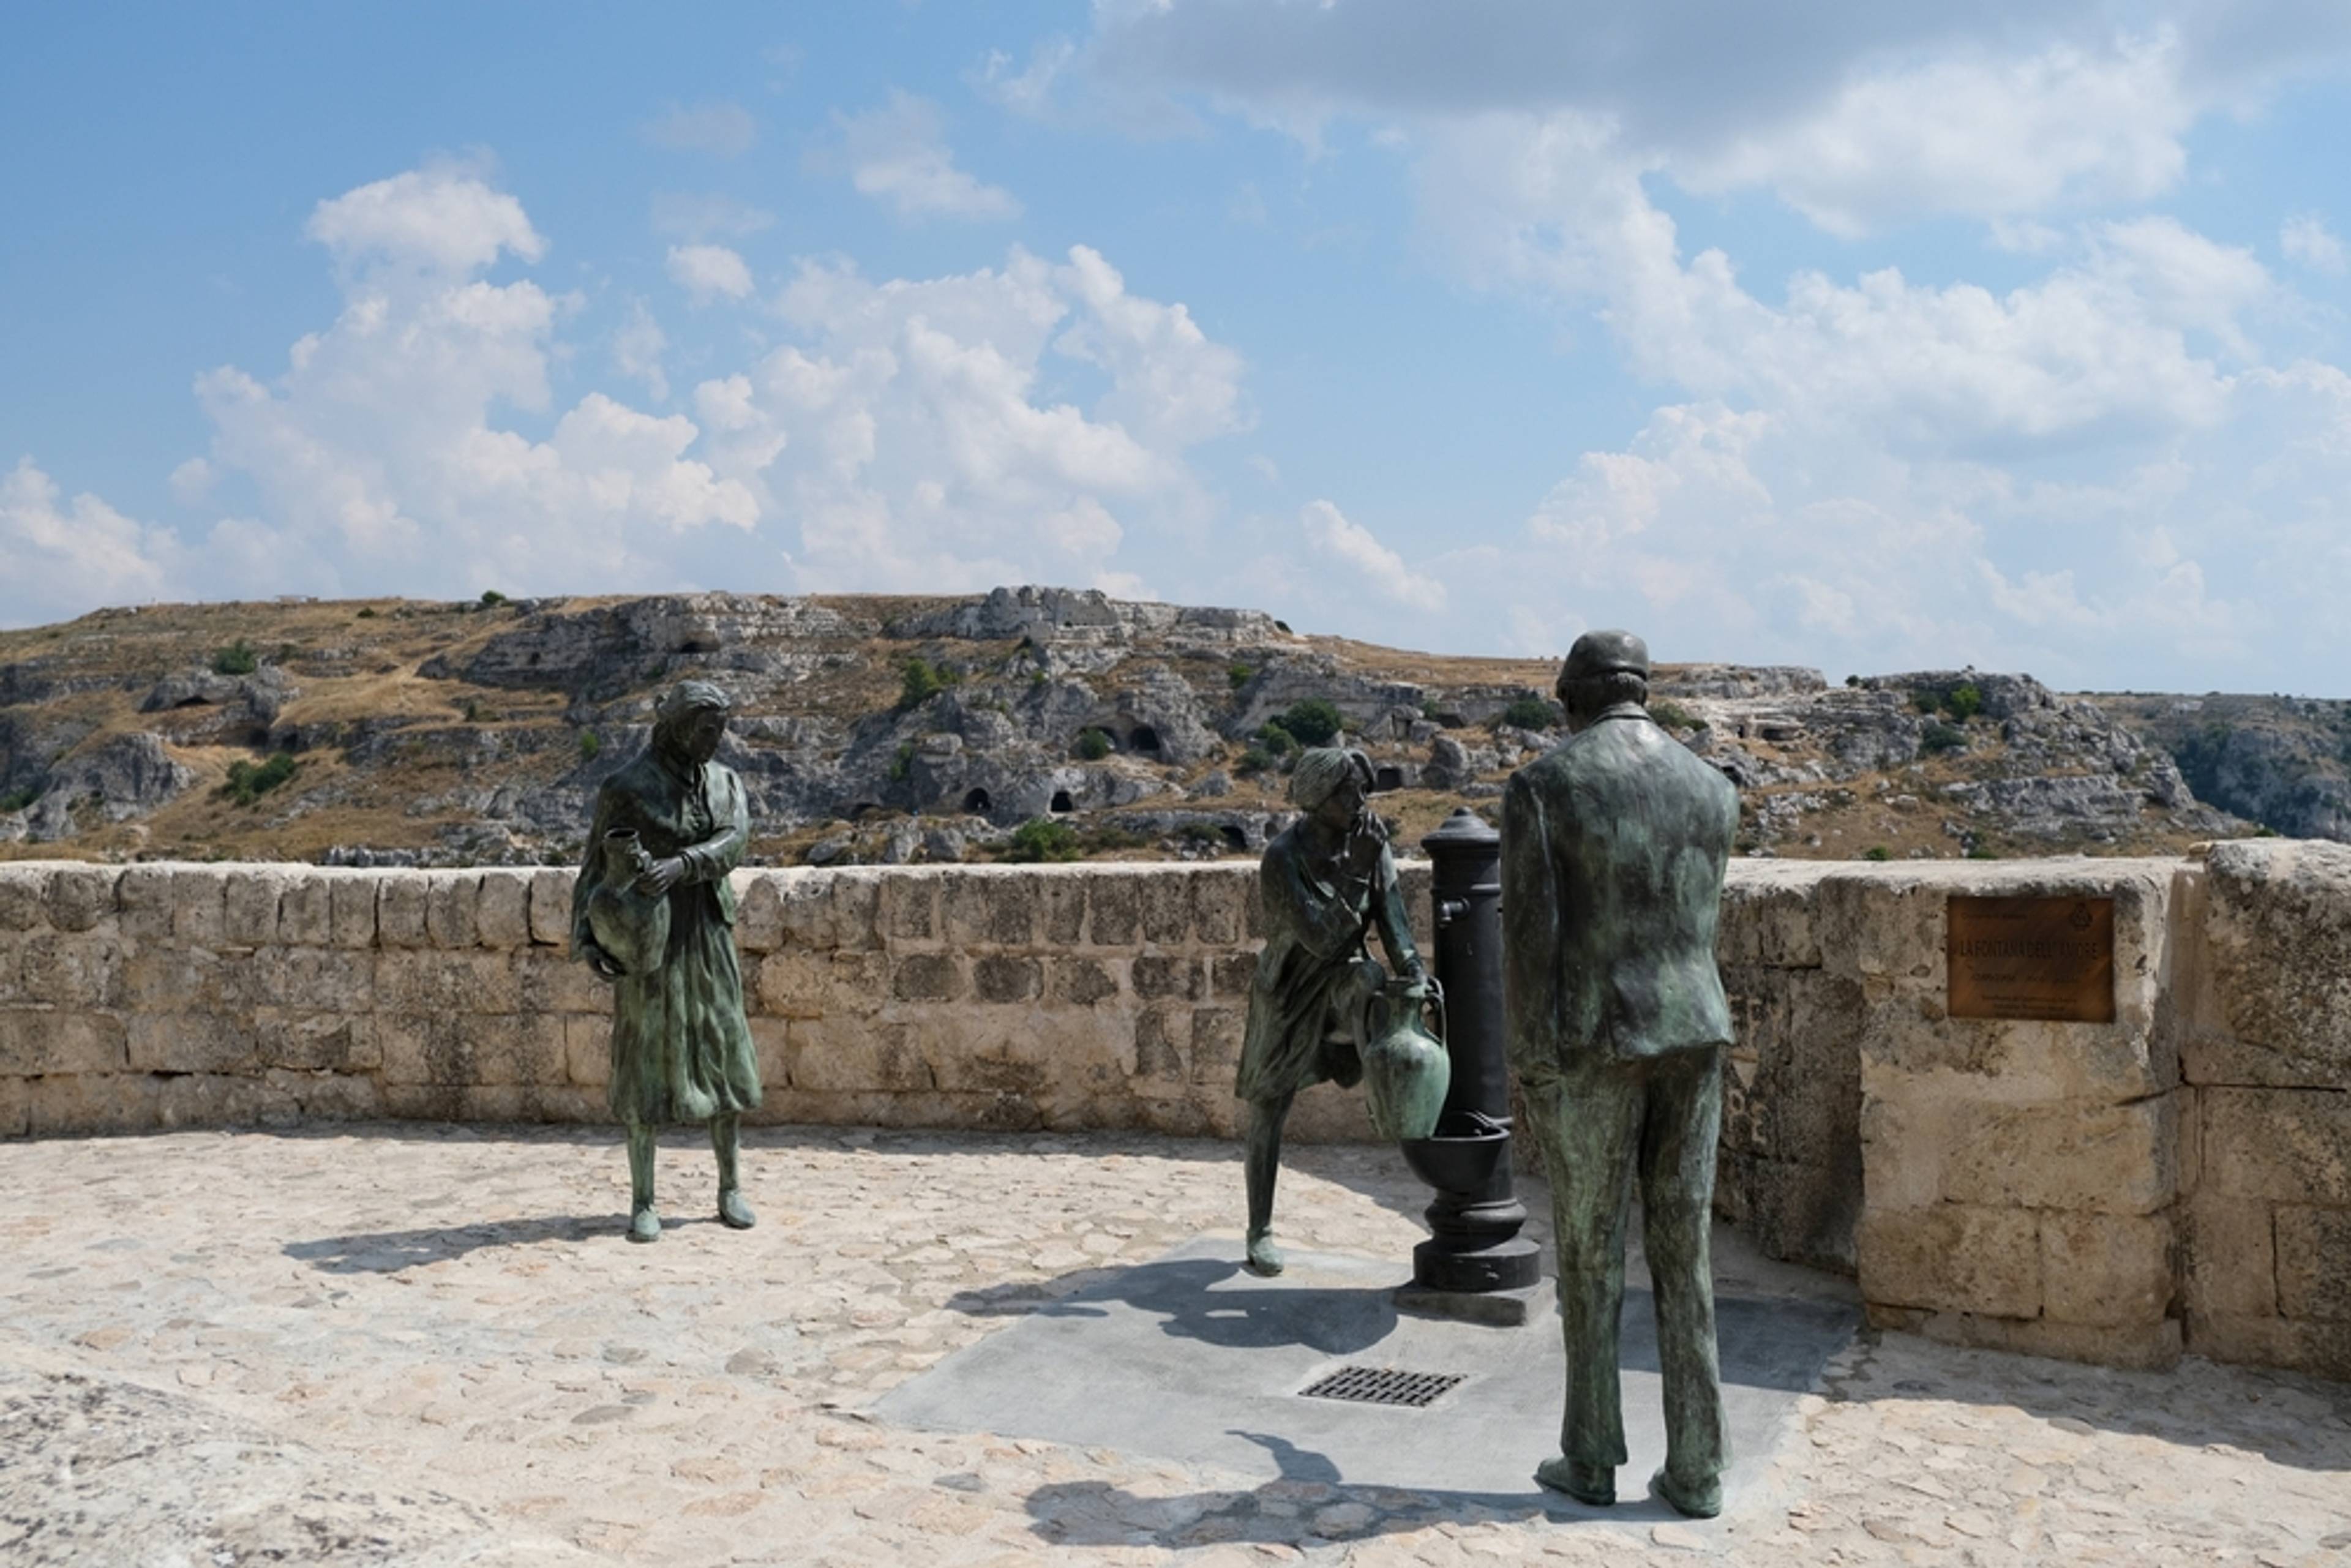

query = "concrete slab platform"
[875,1234,1859,1518]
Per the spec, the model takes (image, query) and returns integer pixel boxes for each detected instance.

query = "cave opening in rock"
[1128,724,1162,754]
[1050,790,1075,814]
[1374,766,1404,792]
[1221,824,1248,851]
[962,788,992,815]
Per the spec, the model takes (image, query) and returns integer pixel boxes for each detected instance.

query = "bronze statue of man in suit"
[1501,630,1740,1518]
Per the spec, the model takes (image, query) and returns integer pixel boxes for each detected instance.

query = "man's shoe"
[1651,1468,1722,1519]
[1534,1456,1614,1506]
[718,1187,756,1229]
[1243,1229,1285,1277]
[628,1205,661,1244]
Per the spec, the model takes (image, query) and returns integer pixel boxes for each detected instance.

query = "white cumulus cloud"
[2282,213,2349,276]
[1299,498,1445,611]
[306,166,544,276]
[666,243,755,304]
[820,91,1021,221]
[0,459,181,626]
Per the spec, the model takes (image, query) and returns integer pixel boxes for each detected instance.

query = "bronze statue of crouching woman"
[571,680,761,1242]
[1235,746,1427,1276]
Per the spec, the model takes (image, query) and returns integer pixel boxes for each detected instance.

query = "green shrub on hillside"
[1496,695,1557,732]
[222,753,298,806]
[211,639,259,677]
[1001,817,1082,863]
[1076,727,1112,760]
[1278,698,1344,748]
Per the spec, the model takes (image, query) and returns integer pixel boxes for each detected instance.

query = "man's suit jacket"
[1501,703,1739,1072]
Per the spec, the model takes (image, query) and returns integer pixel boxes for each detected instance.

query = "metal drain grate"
[1297,1366,1465,1408]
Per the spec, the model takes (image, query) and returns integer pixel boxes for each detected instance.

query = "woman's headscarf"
[653,680,732,767]
[1289,746,1372,809]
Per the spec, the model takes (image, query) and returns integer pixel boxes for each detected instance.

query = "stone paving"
[1,1123,2347,1567]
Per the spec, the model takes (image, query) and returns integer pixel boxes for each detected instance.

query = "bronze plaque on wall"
[1947,895,2115,1022]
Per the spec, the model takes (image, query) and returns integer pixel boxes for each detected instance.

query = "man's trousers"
[1521,1045,1726,1488]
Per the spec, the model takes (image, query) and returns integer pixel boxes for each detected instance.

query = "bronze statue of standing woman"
[1235,746,1426,1276]
[571,680,762,1243]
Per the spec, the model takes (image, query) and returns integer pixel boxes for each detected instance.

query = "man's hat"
[1561,629,1649,682]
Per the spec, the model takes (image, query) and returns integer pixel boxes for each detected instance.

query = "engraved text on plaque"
[1947,895,2115,1022]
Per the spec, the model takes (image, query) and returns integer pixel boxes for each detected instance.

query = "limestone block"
[914,1009,1127,1099]
[1867,1304,2181,1371]
[528,868,574,947]
[1087,871,1139,946]
[1719,1153,1860,1276]
[1243,877,1269,942]
[1134,1006,1187,1084]
[276,872,334,947]
[563,1014,612,1087]
[890,953,963,1003]
[1212,952,1258,999]
[127,1012,255,1075]
[1815,874,1940,983]
[115,865,176,940]
[222,869,288,947]
[2184,1193,2278,1321]
[375,949,520,1016]
[2201,1086,2351,1205]
[2040,1210,2174,1327]
[790,1016,931,1094]
[1730,967,1864,1171]
[0,1009,128,1076]
[972,955,1041,1004]
[757,950,885,1020]
[331,874,379,949]
[2188,1310,2351,1380]
[376,874,429,947]
[732,871,784,953]
[20,933,124,1009]
[266,1068,384,1121]
[249,947,374,1013]
[827,870,882,951]
[1139,874,1192,946]
[1132,955,1204,1002]
[424,872,481,948]
[0,1075,26,1136]
[28,1072,160,1135]
[1857,1202,2041,1319]
[380,1082,604,1123]
[475,869,531,949]
[1937,1094,2178,1217]
[45,865,120,933]
[1191,869,1248,945]
[1188,1007,1243,1087]
[942,871,1035,948]
[1037,869,1086,946]
[378,1011,567,1087]
[121,945,233,1013]
[749,1014,790,1090]
[1285,1080,1374,1142]
[2194,839,2351,1087]
[174,869,228,945]
[252,1009,378,1074]
[1048,958,1120,1007]
[0,866,47,932]
[1717,867,1826,967]
[881,872,937,942]
[2274,1207,2351,1321]
[514,948,612,1016]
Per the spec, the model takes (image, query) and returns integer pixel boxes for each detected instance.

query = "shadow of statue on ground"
[945,1256,1400,1357]
[282,1212,722,1273]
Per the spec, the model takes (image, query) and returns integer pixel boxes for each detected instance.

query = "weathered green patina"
[1501,629,1741,1518]
[1235,746,1427,1277]
[571,680,760,1244]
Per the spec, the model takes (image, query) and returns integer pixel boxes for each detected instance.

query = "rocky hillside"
[2089,692,2351,842]
[0,587,2273,868]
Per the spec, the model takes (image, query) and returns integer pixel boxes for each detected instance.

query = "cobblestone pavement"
[2,1125,2347,1567]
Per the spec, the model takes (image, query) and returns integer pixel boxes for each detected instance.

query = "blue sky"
[4,3,2350,694]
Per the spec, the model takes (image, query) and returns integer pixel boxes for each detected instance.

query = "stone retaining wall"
[3,847,2348,1380]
